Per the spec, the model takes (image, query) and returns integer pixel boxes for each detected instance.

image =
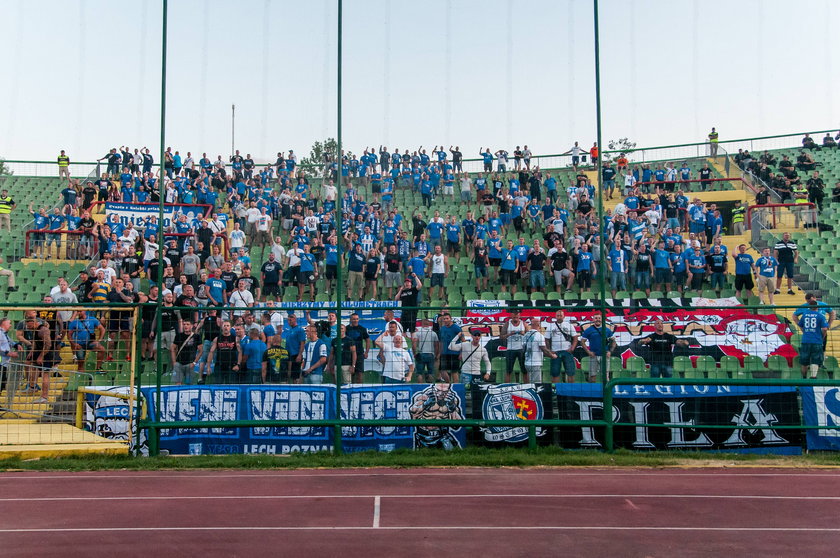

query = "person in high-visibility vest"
[793,183,813,228]
[0,190,15,233]
[57,150,70,181]
[708,128,719,158]
[731,201,747,235]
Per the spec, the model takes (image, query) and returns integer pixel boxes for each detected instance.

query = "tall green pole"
[332,0,344,454]
[593,0,608,385]
[152,0,169,455]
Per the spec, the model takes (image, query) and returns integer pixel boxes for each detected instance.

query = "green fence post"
[528,425,537,449]
[603,379,615,452]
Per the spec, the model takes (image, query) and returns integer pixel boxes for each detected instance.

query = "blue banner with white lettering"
[800,386,840,450]
[340,383,467,452]
[142,385,336,455]
[555,384,802,454]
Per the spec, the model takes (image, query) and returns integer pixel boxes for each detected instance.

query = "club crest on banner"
[480,384,545,443]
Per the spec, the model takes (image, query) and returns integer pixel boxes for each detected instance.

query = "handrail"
[1,127,836,173]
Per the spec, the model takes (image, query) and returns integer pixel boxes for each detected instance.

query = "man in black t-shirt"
[260,254,283,301]
[345,313,370,383]
[106,278,137,362]
[170,320,202,385]
[639,320,688,378]
[208,321,242,384]
[396,274,422,333]
[527,243,548,293]
[699,164,712,191]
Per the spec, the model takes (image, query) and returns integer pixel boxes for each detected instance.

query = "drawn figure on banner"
[409,384,463,450]
[481,384,545,443]
[83,386,148,455]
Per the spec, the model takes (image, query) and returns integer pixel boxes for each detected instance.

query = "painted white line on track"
[2,526,840,533]
[1,493,839,502]
[372,496,380,528]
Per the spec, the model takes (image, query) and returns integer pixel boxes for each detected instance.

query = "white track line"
[1,494,838,502]
[372,496,380,528]
[2,526,840,533]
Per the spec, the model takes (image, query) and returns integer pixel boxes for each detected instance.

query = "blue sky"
[1,0,838,162]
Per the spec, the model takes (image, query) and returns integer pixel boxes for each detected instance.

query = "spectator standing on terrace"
[67,311,105,374]
[522,318,557,383]
[301,324,328,385]
[798,301,828,379]
[57,150,71,180]
[447,328,491,385]
[170,320,202,385]
[0,190,15,233]
[500,310,526,383]
[732,244,755,300]
[773,232,798,296]
[754,247,779,305]
[639,319,689,378]
[581,314,615,382]
[708,127,719,158]
[546,310,578,382]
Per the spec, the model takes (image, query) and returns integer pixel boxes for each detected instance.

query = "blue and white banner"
[82,386,147,456]
[104,202,210,230]
[556,384,802,454]
[271,300,401,338]
[142,385,336,455]
[801,386,840,451]
[340,383,467,452]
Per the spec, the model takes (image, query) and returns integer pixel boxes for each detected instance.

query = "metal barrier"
[24,229,100,260]
[1,362,93,422]
[747,203,818,234]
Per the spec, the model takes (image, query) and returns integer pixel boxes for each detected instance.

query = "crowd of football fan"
[6,135,831,390]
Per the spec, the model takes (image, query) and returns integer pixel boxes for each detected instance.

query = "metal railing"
[1,128,836,179]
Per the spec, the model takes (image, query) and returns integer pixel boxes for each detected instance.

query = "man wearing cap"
[447,327,491,385]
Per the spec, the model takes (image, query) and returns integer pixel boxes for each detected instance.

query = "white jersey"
[383,348,414,381]
[546,320,577,352]
[506,321,525,350]
[523,330,547,366]
[431,254,446,274]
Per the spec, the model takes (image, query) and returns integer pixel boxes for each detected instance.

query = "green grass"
[3,447,840,471]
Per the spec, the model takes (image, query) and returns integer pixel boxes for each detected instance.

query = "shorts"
[109,318,131,332]
[777,261,795,279]
[325,265,337,280]
[263,283,281,297]
[384,271,402,287]
[500,269,517,285]
[371,183,381,194]
[460,191,472,202]
[431,273,445,287]
[474,266,488,278]
[799,343,824,366]
[757,275,775,293]
[284,267,299,285]
[734,274,754,291]
[298,272,315,285]
[30,232,45,244]
[553,268,573,284]
[587,354,611,379]
[489,257,502,268]
[440,354,460,372]
[447,241,460,253]
[364,272,378,282]
[654,268,672,284]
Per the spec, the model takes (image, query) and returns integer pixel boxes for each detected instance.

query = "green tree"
[300,138,339,177]
[605,138,637,161]
[0,158,12,177]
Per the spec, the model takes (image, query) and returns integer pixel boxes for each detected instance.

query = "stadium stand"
[1,138,838,426]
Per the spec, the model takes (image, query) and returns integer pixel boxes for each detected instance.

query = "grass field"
[2,448,840,471]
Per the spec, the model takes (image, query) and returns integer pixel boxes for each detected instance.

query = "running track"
[1,468,839,557]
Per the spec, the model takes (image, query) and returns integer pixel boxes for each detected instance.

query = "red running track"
[1,467,840,557]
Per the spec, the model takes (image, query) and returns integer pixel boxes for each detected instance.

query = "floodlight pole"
[151,0,169,456]
[333,0,344,454]
[593,0,607,385]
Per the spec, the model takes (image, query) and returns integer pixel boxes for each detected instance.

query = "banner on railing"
[82,386,147,455]
[104,202,210,230]
[800,386,840,451]
[555,384,802,454]
[141,383,465,455]
[462,298,796,365]
[469,383,556,447]
[340,383,467,452]
[142,385,336,455]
